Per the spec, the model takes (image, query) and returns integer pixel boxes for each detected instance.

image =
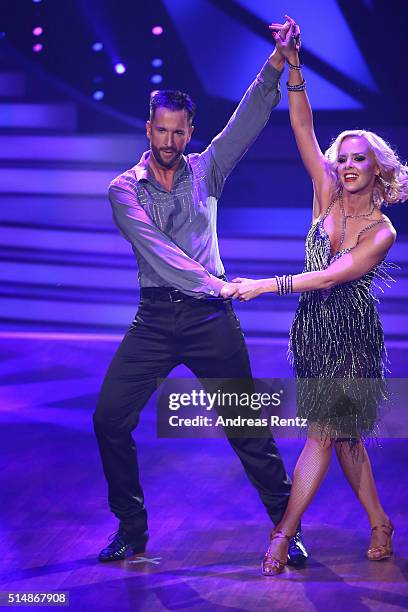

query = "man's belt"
[140,287,194,303]
[140,275,227,303]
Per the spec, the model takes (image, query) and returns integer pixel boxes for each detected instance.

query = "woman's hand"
[231,278,268,302]
[269,14,300,62]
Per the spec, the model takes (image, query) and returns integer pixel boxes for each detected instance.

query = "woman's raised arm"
[270,16,333,214]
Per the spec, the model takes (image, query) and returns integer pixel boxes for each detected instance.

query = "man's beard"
[151,144,182,169]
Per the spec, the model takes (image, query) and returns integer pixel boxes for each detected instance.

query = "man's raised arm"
[200,49,285,185]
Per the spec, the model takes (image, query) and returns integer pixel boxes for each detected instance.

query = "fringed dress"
[289,201,394,442]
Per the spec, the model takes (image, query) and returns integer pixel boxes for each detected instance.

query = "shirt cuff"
[203,275,226,297]
[257,59,284,88]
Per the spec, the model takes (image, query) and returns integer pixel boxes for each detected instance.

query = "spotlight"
[33,43,43,52]
[32,26,43,36]
[152,58,163,68]
[92,42,103,52]
[114,62,126,75]
[151,74,163,84]
[152,26,163,36]
[32,0,43,3]
[93,90,104,101]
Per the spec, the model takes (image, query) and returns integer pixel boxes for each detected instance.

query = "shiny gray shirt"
[109,60,282,298]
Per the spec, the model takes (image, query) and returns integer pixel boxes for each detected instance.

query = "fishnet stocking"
[266,434,390,562]
[266,427,334,560]
[279,429,334,534]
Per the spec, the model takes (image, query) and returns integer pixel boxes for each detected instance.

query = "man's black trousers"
[93,293,292,540]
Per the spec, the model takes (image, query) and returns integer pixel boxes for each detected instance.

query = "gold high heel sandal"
[367,521,394,561]
[262,529,293,576]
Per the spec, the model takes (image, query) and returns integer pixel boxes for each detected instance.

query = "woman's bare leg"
[334,441,391,556]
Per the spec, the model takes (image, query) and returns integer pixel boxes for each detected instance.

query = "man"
[93,40,307,566]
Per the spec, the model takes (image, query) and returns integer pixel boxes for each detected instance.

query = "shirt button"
[210,290,215,295]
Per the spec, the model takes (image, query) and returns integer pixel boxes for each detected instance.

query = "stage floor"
[0,333,407,611]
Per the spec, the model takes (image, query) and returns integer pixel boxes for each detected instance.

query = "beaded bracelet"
[287,60,303,71]
[286,79,306,92]
[275,274,293,295]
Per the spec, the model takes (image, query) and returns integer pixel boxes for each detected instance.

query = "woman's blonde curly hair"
[324,130,408,207]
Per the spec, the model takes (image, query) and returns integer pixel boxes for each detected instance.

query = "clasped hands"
[269,14,301,63]
[220,278,268,302]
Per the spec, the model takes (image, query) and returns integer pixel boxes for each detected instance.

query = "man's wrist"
[268,49,285,72]
[219,282,228,298]
[209,276,227,297]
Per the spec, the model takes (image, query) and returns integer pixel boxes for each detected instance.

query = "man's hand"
[231,278,268,302]
[219,282,239,299]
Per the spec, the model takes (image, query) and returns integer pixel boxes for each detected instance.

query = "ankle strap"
[371,522,394,533]
[270,529,293,542]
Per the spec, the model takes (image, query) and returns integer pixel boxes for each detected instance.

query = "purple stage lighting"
[93,90,104,100]
[33,27,43,36]
[151,74,163,84]
[114,63,126,75]
[33,43,43,52]
[152,58,163,68]
[32,0,43,3]
[152,26,163,36]
[92,42,103,52]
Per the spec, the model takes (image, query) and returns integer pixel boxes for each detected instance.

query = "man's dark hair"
[149,90,196,126]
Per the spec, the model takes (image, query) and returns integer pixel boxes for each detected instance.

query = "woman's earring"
[377,175,390,188]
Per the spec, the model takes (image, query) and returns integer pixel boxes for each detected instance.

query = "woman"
[233,16,408,576]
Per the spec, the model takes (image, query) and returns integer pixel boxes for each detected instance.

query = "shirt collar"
[134,150,188,183]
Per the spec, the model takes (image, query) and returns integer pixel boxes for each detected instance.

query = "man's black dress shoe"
[287,530,308,567]
[98,529,147,562]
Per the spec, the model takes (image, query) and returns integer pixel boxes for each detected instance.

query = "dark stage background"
[0,0,407,335]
